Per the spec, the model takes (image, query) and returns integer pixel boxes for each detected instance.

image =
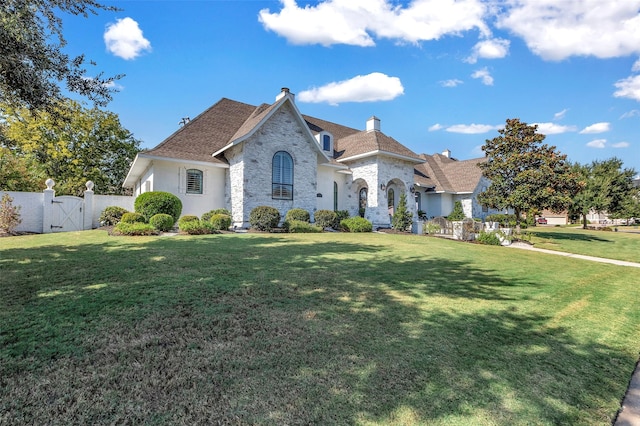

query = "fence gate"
[50,196,84,232]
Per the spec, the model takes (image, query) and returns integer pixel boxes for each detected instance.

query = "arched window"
[272,151,293,200]
[333,181,338,211]
[387,188,395,216]
[358,187,367,217]
[186,169,203,194]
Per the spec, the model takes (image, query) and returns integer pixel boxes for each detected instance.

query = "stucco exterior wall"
[316,166,347,214]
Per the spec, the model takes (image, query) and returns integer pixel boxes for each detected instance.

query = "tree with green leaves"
[478,118,581,230]
[570,159,637,228]
[391,192,413,231]
[1,0,122,112]
[1,99,141,195]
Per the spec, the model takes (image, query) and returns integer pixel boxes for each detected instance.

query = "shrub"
[447,201,465,221]
[285,208,310,223]
[249,206,280,231]
[341,216,372,233]
[335,210,350,229]
[149,213,175,232]
[202,208,231,222]
[485,214,517,228]
[0,194,21,234]
[99,206,128,226]
[476,231,501,245]
[113,222,157,236]
[134,191,182,222]
[179,219,216,235]
[314,209,337,229]
[392,192,413,232]
[178,215,199,229]
[287,220,322,233]
[209,213,231,231]
[121,212,146,224]
[424,222,441,235]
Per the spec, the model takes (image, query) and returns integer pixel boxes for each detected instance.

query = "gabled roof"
[336,130,423,163]
[415,153,487,193]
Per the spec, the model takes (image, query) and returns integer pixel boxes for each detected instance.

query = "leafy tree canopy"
[570,158,637,227]
[0,0,122,112]
[0,99,141,195]
[478,118,581,228]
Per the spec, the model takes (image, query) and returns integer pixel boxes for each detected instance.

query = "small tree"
[392,192,413,231]
[0,194,22,234]
[447,201,465,221]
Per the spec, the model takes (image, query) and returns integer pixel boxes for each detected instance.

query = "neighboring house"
[538,209,569,226]
[414,150,501,220]
[124,88,425,229]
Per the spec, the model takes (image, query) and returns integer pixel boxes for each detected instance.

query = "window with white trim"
[272,151,293,200]
[186,169,203,194]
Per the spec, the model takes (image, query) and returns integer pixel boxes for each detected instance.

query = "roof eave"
[338,150,424,164]
[122,153,229,188]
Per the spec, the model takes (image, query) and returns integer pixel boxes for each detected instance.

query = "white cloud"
[553,109,569,121]
[466,38,510,63]
[445,123,499,134]
[579,122,611,134]
[428,123,444,131]
[620,109,640,119]
[471,67,493,85]
[297,72,404,105]
[633,59,640,72]
[614,74,640,101]
[104,17,151,60]
[586,139,607,148]
[471,145,484,156]
[440,79,463,87]
[496,1,640,60]
[612,141,630,148]
[258,0,489,47]
[533,122,577,135]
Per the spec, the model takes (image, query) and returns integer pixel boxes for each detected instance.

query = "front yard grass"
[1,230,639,425]
[527,225,640,263]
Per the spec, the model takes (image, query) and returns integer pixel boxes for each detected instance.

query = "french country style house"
[123,88,496,229]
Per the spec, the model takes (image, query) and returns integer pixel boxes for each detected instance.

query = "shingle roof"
[142,98,257,164]
[142,96,422,166]
[336,130,423,162]
[415,153,487,193]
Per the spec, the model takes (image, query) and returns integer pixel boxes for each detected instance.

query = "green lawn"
[528,225,640,263]
[1,230,639,425]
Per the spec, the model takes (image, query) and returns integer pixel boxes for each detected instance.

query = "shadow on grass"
[532,230,612,243]
[0,234,632,424]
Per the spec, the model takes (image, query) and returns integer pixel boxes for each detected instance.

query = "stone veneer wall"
[226,102,319,228]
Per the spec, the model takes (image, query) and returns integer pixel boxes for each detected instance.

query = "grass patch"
[1,230,639,424]
[528,226,640,263]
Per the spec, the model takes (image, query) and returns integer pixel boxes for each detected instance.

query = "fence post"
[42,179,55,234]
[83,181,94,230]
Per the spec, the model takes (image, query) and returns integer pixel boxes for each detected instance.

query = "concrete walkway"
[509,241,640,268]
[509,242,640,424]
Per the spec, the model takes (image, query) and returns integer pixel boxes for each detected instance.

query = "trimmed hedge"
[314,209,337,229]
[285,208,310,223]
[202,208,231,222]
[287,220,322,233]
[340,216,372,233]
[121,212,146,224]
[209,214,231,231]
[149,213,175,232]
[134,191,182,222]
[113,222,157,236]
[99,206,129,226]
[249,206,280,231]
[178,215,199,229]
[179,219,217,235]
[476,231,501,245]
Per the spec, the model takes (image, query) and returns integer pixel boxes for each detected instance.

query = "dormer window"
[323,134,331,151]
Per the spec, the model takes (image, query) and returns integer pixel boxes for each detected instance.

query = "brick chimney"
[442,149,451,158]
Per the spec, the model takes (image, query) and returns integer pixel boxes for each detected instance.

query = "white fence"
[1,179,134,234]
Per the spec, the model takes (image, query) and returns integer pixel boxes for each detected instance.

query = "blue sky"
[61,0,640,174]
